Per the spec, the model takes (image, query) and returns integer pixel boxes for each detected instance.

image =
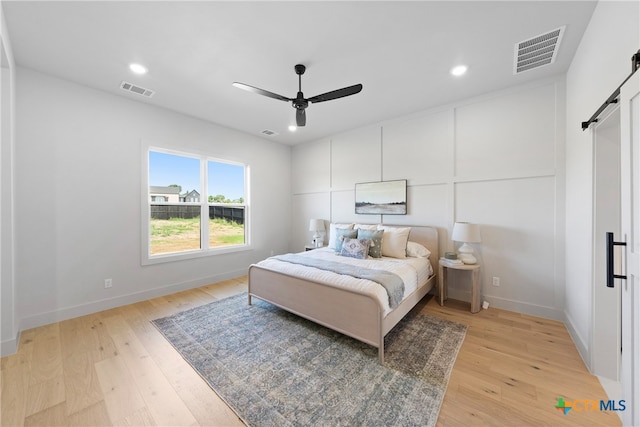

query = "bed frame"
[248,225,439,363]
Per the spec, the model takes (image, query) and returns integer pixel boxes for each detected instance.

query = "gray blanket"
[273,253,405,309]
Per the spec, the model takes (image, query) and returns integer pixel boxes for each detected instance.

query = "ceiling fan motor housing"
[293,93,308,110]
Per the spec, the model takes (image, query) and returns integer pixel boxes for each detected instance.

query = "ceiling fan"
[232,64,363,127]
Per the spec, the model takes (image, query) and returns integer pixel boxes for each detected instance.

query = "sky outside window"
[208,160,244,202]
[149,151,244,201]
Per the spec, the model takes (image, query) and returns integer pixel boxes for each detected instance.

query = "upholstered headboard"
[365,224,439,271]
[406,226,439,271]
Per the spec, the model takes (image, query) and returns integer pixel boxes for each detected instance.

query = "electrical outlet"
[104,278,113,289]
[492,276,500,287]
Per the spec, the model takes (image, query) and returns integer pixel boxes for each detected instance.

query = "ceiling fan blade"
[232,82,291,102]
[296,108,306,127]
[307,84,363,104]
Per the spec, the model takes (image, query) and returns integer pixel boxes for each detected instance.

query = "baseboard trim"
[447,289,564,320]
[3,269,246,357]
[563,310,590,369]
[1,330,20,358]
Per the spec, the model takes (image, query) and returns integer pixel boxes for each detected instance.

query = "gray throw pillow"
[357,229,384,258]
[335,229,358,253]
[340,238,372,259]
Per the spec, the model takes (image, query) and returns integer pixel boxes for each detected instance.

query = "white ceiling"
[3,1,597,145]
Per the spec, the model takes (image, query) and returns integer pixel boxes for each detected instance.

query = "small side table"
[305,245,325,251]
[438,260,481,313]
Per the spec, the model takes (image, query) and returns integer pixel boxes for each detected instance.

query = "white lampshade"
[309,219,325,232]
[452,222,481,243]
[452,222,481,264]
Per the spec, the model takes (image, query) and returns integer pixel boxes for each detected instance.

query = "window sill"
[142,244,253,266]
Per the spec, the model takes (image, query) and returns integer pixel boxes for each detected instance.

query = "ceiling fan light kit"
[233,64,363,127]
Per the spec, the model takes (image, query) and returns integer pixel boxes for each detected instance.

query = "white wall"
[292,77,566,319]
[1,3,17,355]
[3,67,291,354]
[565,1,639,365]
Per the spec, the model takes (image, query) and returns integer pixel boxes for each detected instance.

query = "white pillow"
[327,223,354,249]
[354,223,379,231]
[406,241,431,258]
[377,225,411,258]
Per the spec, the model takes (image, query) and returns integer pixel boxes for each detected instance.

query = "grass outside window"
[151,217,244,255]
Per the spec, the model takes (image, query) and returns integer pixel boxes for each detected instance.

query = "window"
[143,147,248,263]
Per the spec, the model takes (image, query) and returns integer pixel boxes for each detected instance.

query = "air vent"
[120,81,155,97]
[261,129,278,136]
[514,26,565,74]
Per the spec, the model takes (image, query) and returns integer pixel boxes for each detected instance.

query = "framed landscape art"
[355,179,407,215]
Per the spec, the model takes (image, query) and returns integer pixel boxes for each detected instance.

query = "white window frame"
[141,143,251,265]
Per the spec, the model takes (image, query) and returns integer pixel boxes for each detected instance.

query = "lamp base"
[458,243,477,264]
[458,253,477,264]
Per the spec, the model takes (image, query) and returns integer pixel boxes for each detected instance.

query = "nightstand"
[438,259,481,313]
[305,245,324,251]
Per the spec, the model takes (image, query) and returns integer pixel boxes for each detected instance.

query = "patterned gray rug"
[152,293,467,427]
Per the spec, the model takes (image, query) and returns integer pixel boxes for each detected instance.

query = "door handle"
[607,232,627,288]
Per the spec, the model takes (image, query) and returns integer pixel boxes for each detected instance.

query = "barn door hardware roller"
[582,49,640,130]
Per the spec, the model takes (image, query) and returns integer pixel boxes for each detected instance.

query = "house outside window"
[143,147,249,264]
[180,189,200,203]
[150,187,179,202]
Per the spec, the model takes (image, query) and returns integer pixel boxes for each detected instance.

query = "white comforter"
[255,247,433,315]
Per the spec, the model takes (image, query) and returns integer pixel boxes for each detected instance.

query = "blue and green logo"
[555,397,572,415]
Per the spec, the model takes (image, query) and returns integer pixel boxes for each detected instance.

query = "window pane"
[150,214,201,255]
[149,151,200,196]
[208,161,245,248]
[149,151,201,255]
[207,161,244,203]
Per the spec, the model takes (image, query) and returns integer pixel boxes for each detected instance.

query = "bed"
[248,224,439,363]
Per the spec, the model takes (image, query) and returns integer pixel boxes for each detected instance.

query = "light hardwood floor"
[1,277,621,426]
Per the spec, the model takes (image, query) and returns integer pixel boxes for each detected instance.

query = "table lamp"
[452,222,481,264]
[309,219,325,247]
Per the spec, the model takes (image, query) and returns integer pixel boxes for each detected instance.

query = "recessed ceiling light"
[129,63,148,75]
[450,65,468,77]
[288,125,297,132]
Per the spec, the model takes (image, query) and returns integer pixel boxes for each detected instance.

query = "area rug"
[152,293,467,427]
